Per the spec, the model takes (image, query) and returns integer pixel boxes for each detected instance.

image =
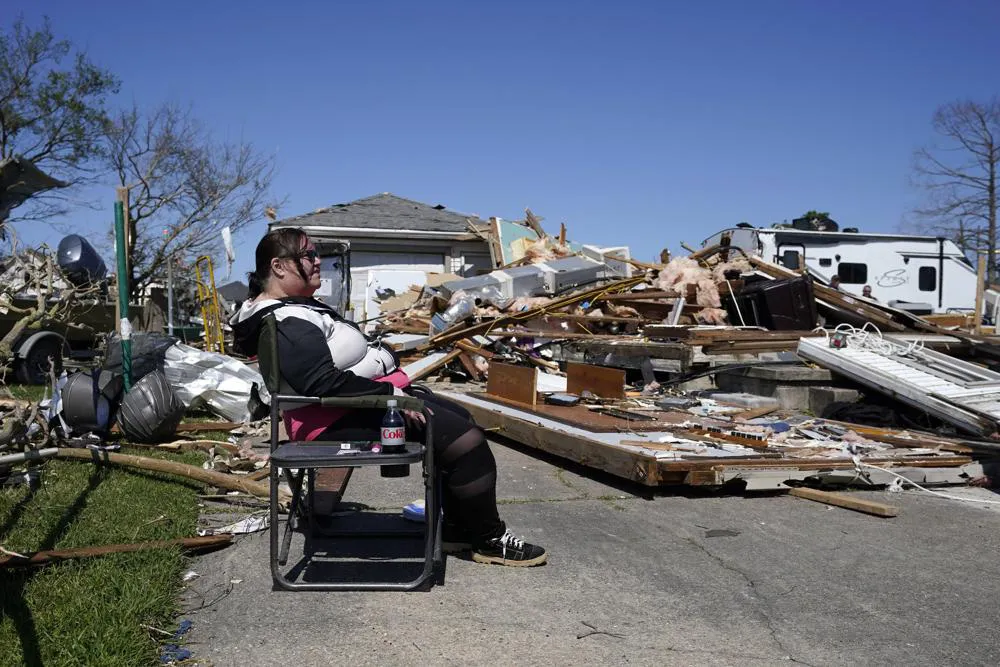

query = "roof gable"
[273,193,480,233]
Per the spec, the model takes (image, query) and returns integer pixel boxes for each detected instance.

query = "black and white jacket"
[231,297,399,398]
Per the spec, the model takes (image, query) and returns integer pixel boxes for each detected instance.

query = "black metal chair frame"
[259,314,443,591]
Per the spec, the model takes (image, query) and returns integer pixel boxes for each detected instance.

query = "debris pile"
[365,219,1000,494]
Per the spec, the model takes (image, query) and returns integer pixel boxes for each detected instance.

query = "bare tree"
[0,17,119,225]
[913,99,1000,283]
[104,103,278,298]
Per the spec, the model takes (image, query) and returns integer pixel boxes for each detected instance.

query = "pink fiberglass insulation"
[655,257,722,308]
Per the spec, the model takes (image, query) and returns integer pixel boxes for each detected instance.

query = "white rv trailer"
[702,226,987,316]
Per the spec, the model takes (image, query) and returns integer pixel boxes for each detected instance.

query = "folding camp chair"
[257,314,443,591]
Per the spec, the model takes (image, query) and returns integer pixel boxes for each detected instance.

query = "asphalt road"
[182,440,1000,667]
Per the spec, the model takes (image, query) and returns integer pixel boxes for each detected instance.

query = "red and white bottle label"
[381,427,405,447]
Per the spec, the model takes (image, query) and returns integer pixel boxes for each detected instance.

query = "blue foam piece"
[403,499,425,522]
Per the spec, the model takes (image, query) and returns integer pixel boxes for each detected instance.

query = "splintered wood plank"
[788,487,899,518]
[566,362,626,399]
[445,393,659,485]
[457,352,483,381]
[405,348,462,381]
[486,361,538,407]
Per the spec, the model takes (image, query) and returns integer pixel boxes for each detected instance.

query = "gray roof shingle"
[272,193,481,233]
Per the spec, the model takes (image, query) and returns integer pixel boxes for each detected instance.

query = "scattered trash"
[158,619,194,665]
[198,512,269,536]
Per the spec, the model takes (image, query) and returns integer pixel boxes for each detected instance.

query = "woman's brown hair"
[247,227,308,298]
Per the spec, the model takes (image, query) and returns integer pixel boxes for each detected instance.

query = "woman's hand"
[403,408,431,428]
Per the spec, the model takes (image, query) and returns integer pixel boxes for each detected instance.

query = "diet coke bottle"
[380,399,408,478]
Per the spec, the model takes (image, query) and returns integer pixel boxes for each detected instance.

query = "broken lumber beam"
[0,534,233,568]
[787,487,899,517]
[404,348,463,381]
[593,290,680,302]
[524,208,547,238]
[457,352,484,381]
[53,448,284,502]
[456,339,495,358]
[419,276,646,349]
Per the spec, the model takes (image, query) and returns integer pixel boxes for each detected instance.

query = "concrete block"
[808,386,860,416]
[709,392,781,409]
[775,386,811,411]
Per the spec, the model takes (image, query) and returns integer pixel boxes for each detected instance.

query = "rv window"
[919,266,936,291]
[780,250,801,270]
[837,262,867,284]
[819,258,832,267]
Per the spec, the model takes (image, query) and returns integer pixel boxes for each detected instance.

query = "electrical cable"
[854,459,1000,506]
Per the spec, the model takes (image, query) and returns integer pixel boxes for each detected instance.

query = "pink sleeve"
[375,369,411,390]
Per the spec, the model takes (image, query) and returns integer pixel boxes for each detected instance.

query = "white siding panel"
[347,252,444,330]
[351,251,445,273]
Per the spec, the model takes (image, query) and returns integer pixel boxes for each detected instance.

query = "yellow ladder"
[195,255,225,354]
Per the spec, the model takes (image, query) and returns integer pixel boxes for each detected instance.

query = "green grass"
[0,444,207,667]
[5,384,47,402]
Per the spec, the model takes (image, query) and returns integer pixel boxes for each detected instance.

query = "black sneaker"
[471,529,548,567]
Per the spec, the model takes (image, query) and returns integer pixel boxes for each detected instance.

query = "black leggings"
[316,392,504,542]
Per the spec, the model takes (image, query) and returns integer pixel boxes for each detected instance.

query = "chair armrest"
[317,395,425,412]
[271,394,425,412]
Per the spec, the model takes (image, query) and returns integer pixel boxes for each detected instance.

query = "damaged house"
[269,193,494,321]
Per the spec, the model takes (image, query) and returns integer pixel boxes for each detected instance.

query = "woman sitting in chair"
[231,228,547,567]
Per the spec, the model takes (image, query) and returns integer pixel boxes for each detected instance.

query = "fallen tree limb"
[0,534,233,568]
[53,448,285,502]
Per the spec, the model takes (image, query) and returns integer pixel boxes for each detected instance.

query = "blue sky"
[9,0,1000,276]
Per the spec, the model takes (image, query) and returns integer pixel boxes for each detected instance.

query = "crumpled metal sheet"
[162,342,270,422]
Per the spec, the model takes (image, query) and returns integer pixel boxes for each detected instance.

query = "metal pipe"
[0,448,58,466]
[114,201,132,391]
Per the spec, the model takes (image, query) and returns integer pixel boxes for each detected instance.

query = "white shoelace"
[497,530,525,560]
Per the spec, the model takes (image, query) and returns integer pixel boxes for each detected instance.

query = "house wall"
[330,235,492,326]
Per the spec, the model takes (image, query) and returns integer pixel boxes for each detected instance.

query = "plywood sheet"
[485,362,537,407]
[566,362,625,399]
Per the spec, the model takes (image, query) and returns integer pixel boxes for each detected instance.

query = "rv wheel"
[15,338,64,385]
